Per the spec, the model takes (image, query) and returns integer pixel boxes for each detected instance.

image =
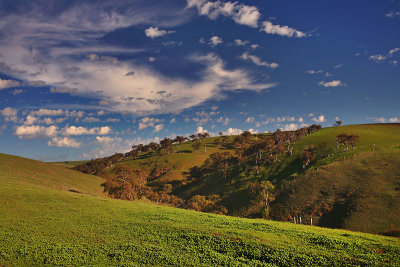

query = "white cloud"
[170,118,177,123]
[369,54,387,63]
[389,48,400,55]
[389,117,400,123]
[197,126,207,133]
[48,137,81,148]
[50,87,77,94]
[298,117,304,123]
[15,125,58,139]
[24,115,37,125]
[216,117,230,126]
[30,109,65,117]
[63,126,111,136]
[224,127,242,135]
[153,124,164,132]
[246,116,254,123]
[385,11,400,18]
[145,27,175,38]
[318,80,344,88]
[148,57,156,62]
[306,70,323,74]
[240,52,279,69]
[95,136,122,144]
[209,35,223,46]
[187,0,261,28]
[250,44,259,49]
[11,89,24,95]
[334,64,343,69]
[311,115,326,123]
[234,39,249,46]
[0,107,18,122]
[0,78,20,90]
[281,124,298,131]
[261,21,307,38]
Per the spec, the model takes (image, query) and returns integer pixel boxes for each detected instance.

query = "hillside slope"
[74,124,400,234]
[0,153,399,266]
[0,153,105,196]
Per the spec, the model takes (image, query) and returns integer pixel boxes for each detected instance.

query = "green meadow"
[0,151,400,266]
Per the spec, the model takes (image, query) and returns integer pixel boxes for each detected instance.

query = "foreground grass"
[1,180,399,266]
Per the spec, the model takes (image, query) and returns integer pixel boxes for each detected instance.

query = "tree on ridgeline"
[336,120,343,127]
[173,136,187,151]
[160,138,173,154]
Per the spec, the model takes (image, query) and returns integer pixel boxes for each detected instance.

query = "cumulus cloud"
[318,80,344,88]
[96,136,122,144]
[245,116,254,123]
[187,0,261,27]
[15,125,58,139]
[0,78,20,90]
[138,117,163,130]
[145,27,174,38]
[223,127,242,135]
[240,52,279,69]
[63,126,111,136]
[234,39,249,46]
[0,107,18,122]
[209,35,223,46]
[48,137,81,148]
[311,115,326,123]
[389,117,400,123]
[153,124,164,132]
[281,124,298,131]
[261,21,307,38]
[196,126,207,133]
[369,54,387,63]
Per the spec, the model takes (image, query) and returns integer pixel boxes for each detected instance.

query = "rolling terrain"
[0,152,399,266]
[75,124,400,234]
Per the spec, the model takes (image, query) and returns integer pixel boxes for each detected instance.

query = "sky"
[0,0,399,161]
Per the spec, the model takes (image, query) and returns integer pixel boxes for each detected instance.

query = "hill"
[0,153,399,266]
[74,123,400,234]
[0,153,105,196]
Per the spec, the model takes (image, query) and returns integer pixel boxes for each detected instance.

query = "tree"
[160,138,173,154]
[192,140,202,152]
[173,136,186,151]
[336,120,343,127]
[102,164,148,200]
[302,146,316,168]
[348,135,360,149]
[249,181,275,218]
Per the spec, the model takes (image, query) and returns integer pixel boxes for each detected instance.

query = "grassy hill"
[0,153,399,266]
[77,124,400,234]
[0,153,105,196]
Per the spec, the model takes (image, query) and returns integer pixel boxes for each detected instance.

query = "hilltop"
[0,152,399,266]
[74,123,400,234]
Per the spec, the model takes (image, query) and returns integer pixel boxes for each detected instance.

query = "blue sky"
[0,0,399,161]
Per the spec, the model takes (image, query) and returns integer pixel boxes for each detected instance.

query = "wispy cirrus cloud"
[240,52,279,69]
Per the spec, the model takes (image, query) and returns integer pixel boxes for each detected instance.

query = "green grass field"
[1,151,400,266]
